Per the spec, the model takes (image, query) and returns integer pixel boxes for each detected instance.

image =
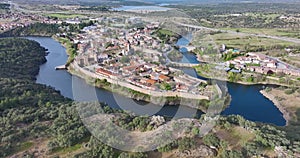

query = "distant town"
[0,12,60,31]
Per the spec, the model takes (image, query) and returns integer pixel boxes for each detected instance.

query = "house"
[246,66,256,72]
[254,67,264,74]
[244,59,252,64]
[153,67,164,73]
[256,53,267,61]
[66,19,81,24]
[121,65,139,74]
[98,53,109,61]
[289,70,300,76]
[139,70,151,77]
[233,57,243,64]
[96,68,118,78]
[159,75,170,82]
[176,84,189,93]
[150,72,159,80]
[266,60,277,68]
[76,56,85,67]
[161,69,170,75]
[140,78,156,86]
[275,68,285,74]
[253,60,260,64]
[234,64,245,70]
[146,79,156,85]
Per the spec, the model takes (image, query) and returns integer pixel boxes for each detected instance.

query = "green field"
[220,28,300,39]
[157,29,176,36]
[51,144,82,154]
[194,31,297,52]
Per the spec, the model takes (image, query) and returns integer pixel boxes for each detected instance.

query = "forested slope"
[0,23,60,37]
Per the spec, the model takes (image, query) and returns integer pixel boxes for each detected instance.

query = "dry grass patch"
[216,126,255,150]
[268,88,300,121]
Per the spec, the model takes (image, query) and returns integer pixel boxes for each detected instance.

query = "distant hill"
[9,0,300,5]
[147,0,300,4]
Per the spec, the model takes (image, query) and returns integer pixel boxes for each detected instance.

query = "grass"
[199,32,297,52]
[51,144,82,154]
[220,27,300,39]
[18,142,34,152]
[216,127,255,150]
[282,56,300,68]
[194,64,227,80]
[157,29,175,37]
[50,136,90,156]
[45,13,84,19]
[56,37,77,65]
[9,141,34,156]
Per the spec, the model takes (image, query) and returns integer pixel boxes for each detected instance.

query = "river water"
[29,36,286,126]
[176,34,199,64]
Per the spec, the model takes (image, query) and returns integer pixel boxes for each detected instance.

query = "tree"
[177,137,196,151]
[192,127,200,135]
[120,56,130,63]
[203,133,220,148]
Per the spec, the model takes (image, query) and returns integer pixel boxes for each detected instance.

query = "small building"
[96,68,118,78]
[150,72,159,80]
[161,69,170,75]
[146,79,156,85]
[159,75,170,82]
[176,84,189,93]
[266,60,277,68]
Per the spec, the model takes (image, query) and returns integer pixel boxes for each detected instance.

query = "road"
[175,22,300,44]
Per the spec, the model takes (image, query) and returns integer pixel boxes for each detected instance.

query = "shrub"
[265,87,272,92]
[285,89,295,95]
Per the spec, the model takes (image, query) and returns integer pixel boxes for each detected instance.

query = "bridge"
[179,46,197,52]
[167,62,200,68]
[174,22,219,32]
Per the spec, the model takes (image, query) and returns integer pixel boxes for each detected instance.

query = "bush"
[285,89,295,95]
[203,133,220,148]
[177,137,196,151]
[265,87,272,92]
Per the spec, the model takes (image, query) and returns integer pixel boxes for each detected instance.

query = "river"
[176,34,199,64]
[28,36,286,126]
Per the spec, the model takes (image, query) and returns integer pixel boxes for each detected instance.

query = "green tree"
[203,133,220,148]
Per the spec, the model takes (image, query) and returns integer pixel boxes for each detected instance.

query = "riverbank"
[260,90,291,126]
